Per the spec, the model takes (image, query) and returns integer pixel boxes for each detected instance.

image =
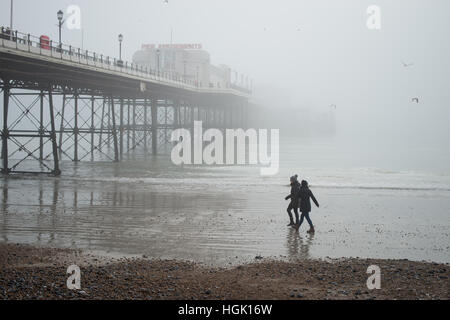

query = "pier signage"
[142,43,203,50]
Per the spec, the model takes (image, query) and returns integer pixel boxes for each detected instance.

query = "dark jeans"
[287,202,299,224]
[299,212,314,228]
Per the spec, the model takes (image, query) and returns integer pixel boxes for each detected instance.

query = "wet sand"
[1,162,450,267]
[0,243,448,300]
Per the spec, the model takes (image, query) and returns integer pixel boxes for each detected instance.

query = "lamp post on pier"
[118,34,124,66]
[57,10,64,51]
[10,0,14,41]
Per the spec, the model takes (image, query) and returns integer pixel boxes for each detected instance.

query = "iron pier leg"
[74,93,79,162]
[98,98,105,152]
[107,98,111,149]
[58,94,66,159]
[174,99,180,129]
[1,81,10,174]
[132,99,136,150]
[120,98,124,160]
[91,96,95,161]
[48,87,61,175]
[110,97,119,162]
[190,103,195,164]
[164,100,168,146]
[151,98,158,155]
[127,99,130,154]
[39,90,44,161]
[144,99,148,153]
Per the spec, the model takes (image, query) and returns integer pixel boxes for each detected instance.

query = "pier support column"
[107,98,111,149]
[190,102,195,164]
[48,87,61,175]
[151,98,158,155]
[110,96,119,162]
[144,99,148,153]
[39,91,44,161]
[132,99,136,150]
[204,106,209,129]
[1,80,10,174]
[127,100,131,154]
[119,98,124,160]
[58,94,66,159]
[190,104,195,127]
[174,99,180,129]
[90,96,95,161]
[74,93,79,162]
[98,98,105,152]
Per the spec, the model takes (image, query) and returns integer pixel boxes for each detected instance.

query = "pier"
[0,30,251,175]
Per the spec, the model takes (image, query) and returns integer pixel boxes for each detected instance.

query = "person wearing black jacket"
[285,175,301,227]
[296,180,320,233]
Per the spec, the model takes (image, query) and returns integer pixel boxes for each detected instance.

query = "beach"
[0,243,448,300]
[1,152,449,266]
[1,138,449,300]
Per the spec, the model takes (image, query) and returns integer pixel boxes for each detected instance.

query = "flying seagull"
[330,104,337,109]
[412,98,419,104]
[402,61,414,67]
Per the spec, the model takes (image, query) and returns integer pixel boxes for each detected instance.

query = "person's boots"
[287,221,295,227]
[307,227,315,234]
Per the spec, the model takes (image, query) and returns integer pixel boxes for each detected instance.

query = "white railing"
[0,28,252,96]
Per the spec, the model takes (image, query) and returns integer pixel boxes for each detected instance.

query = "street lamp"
[156,49,161,76]
[10,0,13,41]
[57,10,64,50]
[118,34,124,62]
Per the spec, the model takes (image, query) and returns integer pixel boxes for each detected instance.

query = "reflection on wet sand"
[0,172,256,265]
[286,228,314,260]
[1,178,8,242]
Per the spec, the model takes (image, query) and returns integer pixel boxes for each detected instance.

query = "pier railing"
[0,28,252,95]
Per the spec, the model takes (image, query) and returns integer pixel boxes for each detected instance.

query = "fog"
[2,0,450,171]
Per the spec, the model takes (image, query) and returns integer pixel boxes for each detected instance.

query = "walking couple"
[285,175,319,233]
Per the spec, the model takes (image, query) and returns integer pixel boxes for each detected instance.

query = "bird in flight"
[402,61,414,67]
[330,104,337,109]
[164,0,169,3]
[412,98,419,104]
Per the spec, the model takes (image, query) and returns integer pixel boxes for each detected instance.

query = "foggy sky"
[1,0,450,171]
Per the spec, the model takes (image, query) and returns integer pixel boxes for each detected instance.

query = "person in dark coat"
[296,180,319,233]
[285,175,300,227]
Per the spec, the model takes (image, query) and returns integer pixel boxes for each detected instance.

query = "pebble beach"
[1,243,448,300]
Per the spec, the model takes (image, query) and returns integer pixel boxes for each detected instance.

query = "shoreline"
[0,243,448,300]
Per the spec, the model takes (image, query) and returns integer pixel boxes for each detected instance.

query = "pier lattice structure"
[0,31,249,175]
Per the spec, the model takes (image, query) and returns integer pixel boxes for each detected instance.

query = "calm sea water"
[1,136,450,265]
